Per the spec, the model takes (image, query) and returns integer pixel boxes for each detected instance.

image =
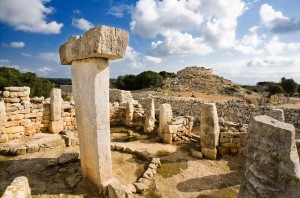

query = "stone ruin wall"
[133,93,300,131]
[0,87,77,141]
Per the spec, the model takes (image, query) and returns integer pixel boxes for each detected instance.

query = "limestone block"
[4,98,20,103]
[50,88,62,121]
[2,91,10,97]
[144,98,155,133]
[0,133,8,143]
[0,101,6,133]
[239,115,300,198]
[2,176,31,198]
[59,26,129,65]
[49,120,63,133]
[269,108,285,122]
[200,103,220,160]
[125,102,134,127]
[163,133,172,144]
[4,86,30,92]
[5,126,25,134]
[158,104,173,136]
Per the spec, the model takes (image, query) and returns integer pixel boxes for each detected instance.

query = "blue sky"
[0,0,300,85]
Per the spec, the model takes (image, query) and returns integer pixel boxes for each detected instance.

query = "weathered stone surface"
[50,88,62,121]
[269,108,285,122]
[49,120,63,133]
[71,58,112,191]
[158,104,173,136]
[191,149,203,159]
[125,102,134,127]
[2,176,31,198]
[144,98,155,133]
[239,115,300,198]
[59,26,129,65]
[0,101,6,134]
[200,103,219,160]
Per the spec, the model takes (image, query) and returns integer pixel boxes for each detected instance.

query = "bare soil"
[1,134,243,198]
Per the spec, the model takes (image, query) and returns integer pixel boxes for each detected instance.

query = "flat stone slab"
[59,25,129,65]
[0,133,67,155]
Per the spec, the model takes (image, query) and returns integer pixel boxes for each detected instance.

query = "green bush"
[0,67,54,97]
[280,77,298,95]
[267,84,284,96]
[159,71,176,79]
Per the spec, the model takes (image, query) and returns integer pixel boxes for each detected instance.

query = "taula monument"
[59,25,128,192]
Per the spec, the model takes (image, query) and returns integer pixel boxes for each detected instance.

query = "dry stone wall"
[0,87,76,141]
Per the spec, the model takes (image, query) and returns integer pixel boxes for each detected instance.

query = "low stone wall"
[133,94,300,130]
[110,89,134,105]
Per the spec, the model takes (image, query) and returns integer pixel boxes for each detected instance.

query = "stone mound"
[163,66,252,96]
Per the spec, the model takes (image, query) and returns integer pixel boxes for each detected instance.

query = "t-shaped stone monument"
[59,25,128,192]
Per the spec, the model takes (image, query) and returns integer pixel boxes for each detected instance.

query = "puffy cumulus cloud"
[131,0,245,48]
[107,4,133,18]
[38,52,60,63]
[124,46,143,68]
[72,18,94,31]
[144,55,162,64]
[10,41,25,48]
[233,26,263,55]
[148,32,213,57]
[21,53,32,57]
[260,4,300,33]
[0,0,63,34]
[0,59,10,63]
[131,0,203,38]
[265,36,300,55]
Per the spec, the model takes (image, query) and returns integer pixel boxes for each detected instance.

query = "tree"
[159,71,176,79]
[280,78,298,95]
[267,84,284,96]
[135,71,164,89]
[0,67,54,97]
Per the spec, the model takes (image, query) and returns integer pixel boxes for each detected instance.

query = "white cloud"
[38,66,55,73]
[72,18,94,31]
[233,26,263,55]
[0,0,63,34]
[10,41,25,48]
[265,36,300,55]
[0,59,10,63]
[131,0,245,48]
[260,4,300,33]
[107,4,133,18]
[144,55,162,64]
[247,55,299,67]
[148,32,212,57]
[73,9,81,14]
[38,52,60,63]
[21,53,32,57]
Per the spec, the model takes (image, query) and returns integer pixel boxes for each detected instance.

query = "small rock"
[191,149,203,159]
[58,153,79,165]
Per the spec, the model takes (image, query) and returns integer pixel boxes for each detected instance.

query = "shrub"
[280,78,298,95]
[267,84,284,96]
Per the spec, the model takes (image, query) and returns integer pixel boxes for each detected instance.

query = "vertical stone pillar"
[125,101,134,127]
[158,104,173,138]
[144,98,155,133]
[59,25,128,191]
[49,88,63,133]
[269,108,285,122]
[200,103,219,160]
[0,101,8,143]
[239,115,300,198]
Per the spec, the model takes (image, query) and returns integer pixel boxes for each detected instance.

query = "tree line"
[263,77,299,96]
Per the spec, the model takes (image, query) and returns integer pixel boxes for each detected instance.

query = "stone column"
[0,101,8,143]
[49,88,63,133]
[239,115,300,198]
[158,104,173,138]
[59,25,128,191]
[144,98,155,133]
[200,103,220,160]
[125,101,134,127]
[269,108,285,122]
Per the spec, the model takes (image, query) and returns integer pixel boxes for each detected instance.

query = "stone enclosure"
[1,25,300,198]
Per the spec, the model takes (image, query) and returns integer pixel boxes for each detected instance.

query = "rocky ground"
[0,128,243,198]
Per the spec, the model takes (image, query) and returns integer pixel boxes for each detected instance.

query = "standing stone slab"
[0,101,8,143]
[158,104,173,137]
[2,176,31,198]
[49,88,63,133]
[269,108,285,122]
[59,25,128,192]
[239,115,300,198]
[125,102,134,127]
[144,98,155,133]
[200,103,219,160]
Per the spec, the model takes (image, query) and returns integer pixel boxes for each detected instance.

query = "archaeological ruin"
[1,25,300,198]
